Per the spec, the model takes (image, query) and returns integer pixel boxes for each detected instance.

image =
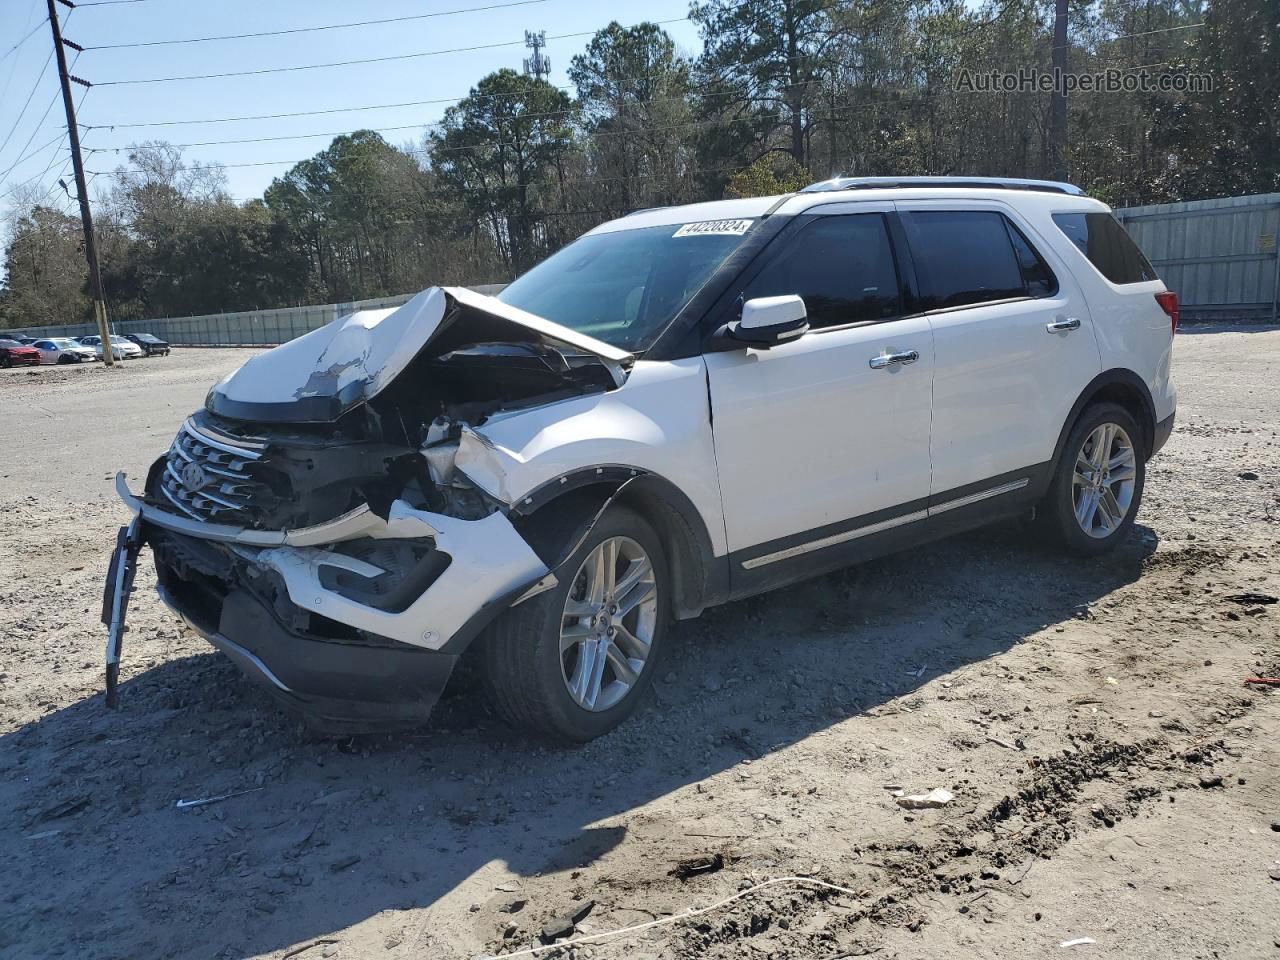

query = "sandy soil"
[1,332,1277,960]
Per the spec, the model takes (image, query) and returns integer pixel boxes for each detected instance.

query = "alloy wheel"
[1071,422,1137,538]
[559,536,658,712]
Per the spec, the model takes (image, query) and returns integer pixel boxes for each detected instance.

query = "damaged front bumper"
[112,472,551,730]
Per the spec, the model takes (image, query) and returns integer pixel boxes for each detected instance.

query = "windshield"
[50,339,75,347]
[496,220,756,352]
[110,336,131,344]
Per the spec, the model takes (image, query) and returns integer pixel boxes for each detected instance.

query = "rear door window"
[900,210,1029,309]
[1051,212,1157,284]
[744,214,902,329]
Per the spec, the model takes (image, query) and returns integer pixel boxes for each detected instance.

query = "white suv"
[106,176,1176,741]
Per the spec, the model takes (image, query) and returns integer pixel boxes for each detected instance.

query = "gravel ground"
[1,332,1277,960]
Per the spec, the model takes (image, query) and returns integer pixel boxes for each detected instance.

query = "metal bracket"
[103,517,144,709]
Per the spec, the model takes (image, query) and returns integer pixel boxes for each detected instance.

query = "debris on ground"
[1060,937,1097,948]
[539,899,596,943]
[671,852,726,879]
[39,796,89,821]
[282,939,340,959]
[894,788,954,810]
[174,787,263,809]
[1223,592,1276,605]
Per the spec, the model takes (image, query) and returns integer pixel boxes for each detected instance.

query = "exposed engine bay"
[106,286,636,729]
[147,286,632,531]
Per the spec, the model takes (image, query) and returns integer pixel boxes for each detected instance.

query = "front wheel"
[482,505,668,742]
[1042,402,1145,554]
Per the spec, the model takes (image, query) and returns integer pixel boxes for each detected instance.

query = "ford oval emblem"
[180,462,210,492]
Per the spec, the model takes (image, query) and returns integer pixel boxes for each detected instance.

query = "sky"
[0,0,704,218]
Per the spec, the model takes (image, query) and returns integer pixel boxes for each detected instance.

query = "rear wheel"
[1043,403,1145,554]
[482,505,668,742]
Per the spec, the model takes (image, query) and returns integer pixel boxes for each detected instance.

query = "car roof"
[585,178,1109,236]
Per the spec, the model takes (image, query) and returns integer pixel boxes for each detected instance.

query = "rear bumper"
[1151,411,1175,457]
[158,582,458,732]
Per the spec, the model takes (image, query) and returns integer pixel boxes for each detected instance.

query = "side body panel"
[1050,240,1176,425]
[703,315,935,554]
[899,198,1104,495]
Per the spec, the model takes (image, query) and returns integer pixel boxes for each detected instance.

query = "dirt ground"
[1,332,1277,960]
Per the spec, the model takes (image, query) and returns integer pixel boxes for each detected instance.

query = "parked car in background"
[0,338,42,367]
[124,333,171,357]
[34,337,98,364]
[78,334,144,360]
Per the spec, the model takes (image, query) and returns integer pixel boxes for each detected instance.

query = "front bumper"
[115,472,549,651]
[115,472,552,729]
[159,582,457,732]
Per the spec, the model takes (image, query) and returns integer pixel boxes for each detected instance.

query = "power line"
[85,67,698,130]
[0,129,66,183]
[93,17,691,86]
[85,98,922,177]
[89,88,719,150]
[83,0,549,50]
[0,48,55,162]
[0,48,79,190]
[0,15,49,65]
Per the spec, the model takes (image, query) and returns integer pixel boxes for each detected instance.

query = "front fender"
[454,358,728,558]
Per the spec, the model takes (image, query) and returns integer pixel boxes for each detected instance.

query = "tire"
[0,355,10,368]
[482,504,670,742]
[1042,402,1145,555]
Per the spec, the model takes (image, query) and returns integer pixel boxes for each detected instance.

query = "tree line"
[1,0,1275,329]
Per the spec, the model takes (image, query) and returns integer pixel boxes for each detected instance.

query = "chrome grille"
[160,419,275,525]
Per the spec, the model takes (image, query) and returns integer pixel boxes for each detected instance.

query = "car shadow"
[1177,321,1280,335]
[2,519,1158,960]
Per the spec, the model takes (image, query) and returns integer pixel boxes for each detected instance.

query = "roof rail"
[800,176,1085,196]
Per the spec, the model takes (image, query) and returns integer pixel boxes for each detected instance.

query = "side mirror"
[712,295,809,350]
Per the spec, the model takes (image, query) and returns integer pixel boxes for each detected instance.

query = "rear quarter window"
[1052,212,1157,284]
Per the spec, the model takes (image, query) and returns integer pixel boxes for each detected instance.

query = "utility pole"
[46,0,113,365]
[1048,0,1069,182]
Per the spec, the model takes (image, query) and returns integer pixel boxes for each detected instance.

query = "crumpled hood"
[206,286,633,424]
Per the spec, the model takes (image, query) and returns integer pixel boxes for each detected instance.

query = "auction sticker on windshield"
[672,219,754,238]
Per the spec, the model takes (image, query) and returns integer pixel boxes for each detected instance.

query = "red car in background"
[0,338,41,368]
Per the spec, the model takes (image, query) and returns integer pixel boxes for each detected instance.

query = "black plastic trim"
[1151,411,1175,457]
[727,464,1049,600]
[1051,368,1159,462]
[514,466,727,618]
[163,585,458,731]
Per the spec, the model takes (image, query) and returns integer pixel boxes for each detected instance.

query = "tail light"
[1155,291,1179,333]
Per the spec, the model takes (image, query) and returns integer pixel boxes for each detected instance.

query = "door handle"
[868,350,920,369]
[1045,317,1081,333]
